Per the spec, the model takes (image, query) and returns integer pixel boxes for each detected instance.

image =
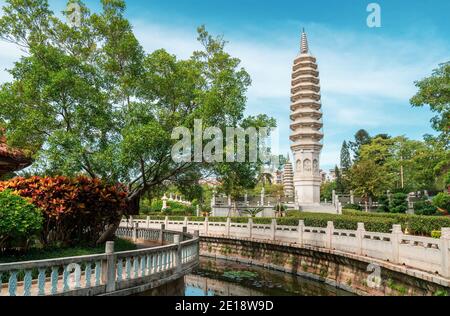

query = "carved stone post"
[204,217,209,235]
[391,225,403,264]
[174,235,182,273]
[298,220,305,246]
[248,218,253,239]
[159,224,166,244]
[132,223,138,242]
[326,221,334,249]
[332,190,336,205]
[184,217,188,228]
[226,217,231,237]
[350,191,355,205]
[356,223,365,256]
[271,219,277,241]
[261,187,265,207]
[146,216,150,229]
[129,215,134,228]
[441,228,450,278]
[104,241,116,293]
[196,205,200,217]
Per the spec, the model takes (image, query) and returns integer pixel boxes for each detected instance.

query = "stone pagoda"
[290,29,324,206]
[283,155,294,198]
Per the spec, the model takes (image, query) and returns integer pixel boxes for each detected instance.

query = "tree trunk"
[96,192,141,245]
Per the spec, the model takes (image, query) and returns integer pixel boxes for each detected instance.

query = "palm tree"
[257,172,273,187]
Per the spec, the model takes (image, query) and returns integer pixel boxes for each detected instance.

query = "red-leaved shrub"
[0,176,128,246]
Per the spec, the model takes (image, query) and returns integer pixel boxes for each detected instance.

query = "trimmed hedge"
[138,210,450,236]
[343,209,450,236]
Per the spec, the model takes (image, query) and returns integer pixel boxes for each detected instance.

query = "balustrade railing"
[121,217,450,279]
[0,227,199,296]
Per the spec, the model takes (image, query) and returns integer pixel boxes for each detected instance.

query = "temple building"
[0,131,32,178]
[290,29,324,206]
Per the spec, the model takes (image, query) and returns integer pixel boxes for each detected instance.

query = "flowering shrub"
[0,176,128,246]
[0,190,43,251]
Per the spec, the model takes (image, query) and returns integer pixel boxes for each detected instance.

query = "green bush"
[0,190,43,250]
[433,193,450,212]
[431,231,442,239]
[277,213,396,233]
[343,209,450,236]
[343,203,362,211]
[389,193,408,214]
[377,194,390,213]
[414,200,439,216]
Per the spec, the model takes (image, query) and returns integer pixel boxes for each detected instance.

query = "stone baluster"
[350,191,355,205]
[441,228,450,278]
[356,223,365,256]
[248,218,253,239]
[146,216,150,229]
[391,225,403,264]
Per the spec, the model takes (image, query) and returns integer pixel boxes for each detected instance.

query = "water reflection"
[185,257,355,297]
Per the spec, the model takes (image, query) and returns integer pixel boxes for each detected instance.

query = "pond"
[184,257,355,297]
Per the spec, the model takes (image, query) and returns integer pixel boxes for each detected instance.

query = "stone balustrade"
[121,217,450,279]
[0,228,199,296]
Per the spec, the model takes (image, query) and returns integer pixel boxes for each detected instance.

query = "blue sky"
[0,0,449,171]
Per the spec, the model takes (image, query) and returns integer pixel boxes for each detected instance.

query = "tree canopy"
[0,0,275,223]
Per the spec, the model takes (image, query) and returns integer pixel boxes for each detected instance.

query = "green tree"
[349,129,371,160]
[411,62,450,141]
[0,0,274,240]
[340,141,352,171]
[389,193,408,214]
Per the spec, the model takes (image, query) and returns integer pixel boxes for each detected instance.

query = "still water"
[185,257,354,296]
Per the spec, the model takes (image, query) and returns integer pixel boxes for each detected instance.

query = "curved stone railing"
[121,217,450,279]
[0,228,199,296]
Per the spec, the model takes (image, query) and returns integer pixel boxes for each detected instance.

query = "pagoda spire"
[300,28,309,54]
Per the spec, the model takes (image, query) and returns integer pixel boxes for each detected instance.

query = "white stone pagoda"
[290,29,324,207]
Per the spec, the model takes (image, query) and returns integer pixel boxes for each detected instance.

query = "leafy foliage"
[0,190,43,250]
[0,176,127,246]
[343,203,362,211]
[343,209,450,236]
[411,62,450,141]
[433,193,450,212]
[389,193,408,214]
[414,200,439,216]
[0,0,275,222]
